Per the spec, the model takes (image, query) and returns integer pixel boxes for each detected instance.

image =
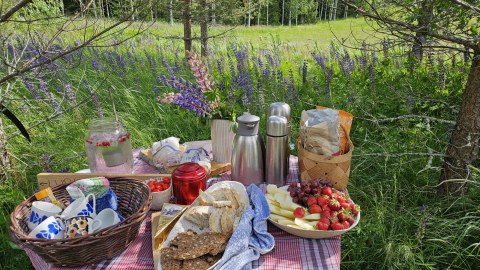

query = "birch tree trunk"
[248,0,251,27]
[92,0,98,18]
[282,0,285,25]
[130,0,135,20]
[212,2,216,25]
[105,0,110,18]
[266,3,269,25]
[257,5,260,25]
[289,0,292,26]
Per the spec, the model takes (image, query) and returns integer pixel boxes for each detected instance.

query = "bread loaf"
[184,206,214,229]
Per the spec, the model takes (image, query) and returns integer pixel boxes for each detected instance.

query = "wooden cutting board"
[139,149,231,178]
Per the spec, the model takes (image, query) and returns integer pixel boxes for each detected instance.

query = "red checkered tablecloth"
[23,144,341,270]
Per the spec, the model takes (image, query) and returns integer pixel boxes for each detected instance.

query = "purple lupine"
[22,78,40,99]
[360,42,368,69]
[368,64,376,89]
[216,59,225,75]
[302,59,308,85]
[39,153,53,172]
[48,92,62,114]
[371,51,379,66]
[38,79,49,95]
[382,39,389,59]
[287,69,297,102]
[91,59,100,70]
[438,57,446,91]
[341,49,354,80]
[63,83,76,102]
[91,91,104,118]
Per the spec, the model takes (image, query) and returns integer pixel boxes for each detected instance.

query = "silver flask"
[231,112,264,185]
[265,115,288,186]
[268,102,291,178]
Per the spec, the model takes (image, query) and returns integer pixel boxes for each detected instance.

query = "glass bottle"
[85,118,133,173]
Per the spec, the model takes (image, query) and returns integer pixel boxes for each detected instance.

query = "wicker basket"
[9,177,152,267]
[297,137,354,190]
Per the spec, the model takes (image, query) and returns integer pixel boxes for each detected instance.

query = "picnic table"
[23,142,341,270]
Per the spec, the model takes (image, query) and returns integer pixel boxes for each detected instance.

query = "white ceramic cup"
[91,208,122,233]
[28,216,64,239]
[28,201,63,231]
[60,193,96,220]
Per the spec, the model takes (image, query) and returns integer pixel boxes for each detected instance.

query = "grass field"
[1,18,480,270]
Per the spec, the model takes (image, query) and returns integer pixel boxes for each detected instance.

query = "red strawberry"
[319,217,330,225]
[316,221,329,230]
[309,204,322,214]
[336,196,346,204]
[320,210,331,218]
[330,211,338,218]
[293,207,305,218]
[330,216,339,224]
[307,196,317,206]
[342,221,350,229]
[321,186,332,197]
[338,212,348,221]
[328,199,341,211]
[317,195,329,206]
[330,222,345,230]
[322,204,331,211]
[347,217,355,225]
[340,202,351,210]
[350,203,360,215]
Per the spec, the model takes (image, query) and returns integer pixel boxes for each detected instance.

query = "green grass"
[1,17,480,270]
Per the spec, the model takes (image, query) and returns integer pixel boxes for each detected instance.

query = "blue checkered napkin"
[213,184,275,270]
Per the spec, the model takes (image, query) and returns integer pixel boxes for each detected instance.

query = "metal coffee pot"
[231,112,264,185]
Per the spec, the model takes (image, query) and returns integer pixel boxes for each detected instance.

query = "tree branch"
[342,1,477,49]
[0,0,32,22]
[452,0,480,14]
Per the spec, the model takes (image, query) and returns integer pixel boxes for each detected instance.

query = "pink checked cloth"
[23,146,341,270]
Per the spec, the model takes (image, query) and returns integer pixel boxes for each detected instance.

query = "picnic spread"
[9,104,357,270]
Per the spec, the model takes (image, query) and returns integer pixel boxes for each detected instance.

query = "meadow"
[1,19,480,269]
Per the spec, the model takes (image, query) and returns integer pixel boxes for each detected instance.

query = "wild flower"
[382,39,389,59]
[22,78,40,99]
[302,59,308,84]
[63,83,76,103]
[341,49,354,80]
[39,153,53,172]
[368,64,376,89]
[91,59,100,70]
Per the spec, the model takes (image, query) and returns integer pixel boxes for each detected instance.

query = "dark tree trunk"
[411,1,433,61]
[439,49,480,195]
[200,0,208,57]
[183,0,192,57]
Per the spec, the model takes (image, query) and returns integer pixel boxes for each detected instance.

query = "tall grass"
[1,19,479,269]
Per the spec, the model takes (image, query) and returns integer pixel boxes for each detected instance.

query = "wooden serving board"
[37,172,170,189]
[139,149,231,178]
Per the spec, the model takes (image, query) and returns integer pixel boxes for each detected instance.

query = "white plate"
[269,211,360,239]
[158,181,249,270]
[269,185,360,239]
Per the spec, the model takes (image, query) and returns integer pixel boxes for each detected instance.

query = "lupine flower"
[287,68,297,102]
[302,59,308,84]
[90,90,104,118]
[63,83,76,102]
[382,39,389,59]
[216,59,225,75]
[39,79,49,95]
[39,153,53,173]
[22,78,40,99]
[187,51,214,92]
[437,57,446,91]
[368,64,376,89]
[91,59,100,70]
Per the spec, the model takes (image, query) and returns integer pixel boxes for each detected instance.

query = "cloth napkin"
[213,184,275,270]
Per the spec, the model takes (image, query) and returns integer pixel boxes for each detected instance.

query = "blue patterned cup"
[60,193,96,220]
[28,216,64,239]
[28,201,62,231]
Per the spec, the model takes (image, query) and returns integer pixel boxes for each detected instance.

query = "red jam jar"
[172,162,207,205]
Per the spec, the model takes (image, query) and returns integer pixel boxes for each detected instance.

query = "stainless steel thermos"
[265,115,289,186]
[231,112,264,185]
[265,102,291,186]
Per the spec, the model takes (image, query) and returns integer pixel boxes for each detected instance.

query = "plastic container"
[171,162,207,205]
[85,118,133,173]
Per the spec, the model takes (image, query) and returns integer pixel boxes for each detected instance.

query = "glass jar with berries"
[85,118,133,173]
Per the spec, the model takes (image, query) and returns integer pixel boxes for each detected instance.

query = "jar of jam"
[85,118,133,173]
[171,162,207,205]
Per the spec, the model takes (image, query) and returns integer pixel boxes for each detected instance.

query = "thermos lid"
[268,102,291,121]
[236,112,260,136]
[267,115,288,136]
[172,162,207,183]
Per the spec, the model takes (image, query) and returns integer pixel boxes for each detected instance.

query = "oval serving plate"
[158,181,249,270]
[269,211,360,239]
[268,184,360,239]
